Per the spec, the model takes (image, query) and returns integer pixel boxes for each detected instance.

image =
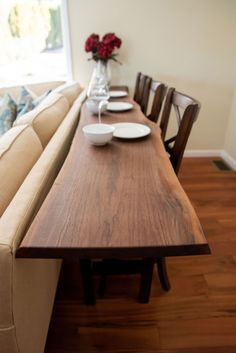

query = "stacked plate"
[109,90,128,98]
[107,102,134,112]
[112,123,151,139]
[105,90,151,139]
[108,90,132,112]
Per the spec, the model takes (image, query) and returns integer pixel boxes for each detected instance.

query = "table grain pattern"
[16,95,210,259]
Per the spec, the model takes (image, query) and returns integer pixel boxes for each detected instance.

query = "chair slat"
[173,104,181,126]
[133,72,141,102]
[147,80,167,123]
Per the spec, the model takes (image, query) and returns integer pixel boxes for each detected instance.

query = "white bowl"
[82,123,115,146]
[86,98,108,115]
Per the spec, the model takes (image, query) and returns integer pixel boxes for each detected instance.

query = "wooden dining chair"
[133,72,152,114]
[146,80,167,123]
[160,87,201,174]
[155,88,201,292]
[140,76,152,115]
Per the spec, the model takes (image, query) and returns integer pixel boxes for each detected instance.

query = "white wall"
[67,0,236,151]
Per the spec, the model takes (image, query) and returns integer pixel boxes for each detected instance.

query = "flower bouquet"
[85,32,122,63]
[85,33,122,113]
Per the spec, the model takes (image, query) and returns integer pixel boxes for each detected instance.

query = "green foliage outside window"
[46,7,63,49]
[8,1,63,52]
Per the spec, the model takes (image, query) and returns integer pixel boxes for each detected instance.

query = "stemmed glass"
[86,76,110,115]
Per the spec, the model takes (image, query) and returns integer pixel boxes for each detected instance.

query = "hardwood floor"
[45,157,236,353]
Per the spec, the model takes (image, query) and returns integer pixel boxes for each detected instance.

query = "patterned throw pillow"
[17,99,35,118]
[0,93,17,136]
[17,86,37,116]
[16,87,52,118]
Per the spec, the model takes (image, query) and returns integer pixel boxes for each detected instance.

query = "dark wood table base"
[80,257,161,305]
[80,259,96,305]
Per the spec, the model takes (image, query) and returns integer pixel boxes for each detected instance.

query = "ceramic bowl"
[86,98,108,115]
[82,123,115,146]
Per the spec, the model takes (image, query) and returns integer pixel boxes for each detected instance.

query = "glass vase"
[87,60,111,97]
[86,60,110,114]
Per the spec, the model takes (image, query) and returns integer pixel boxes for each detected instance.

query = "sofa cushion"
[54,82,83,107]
[0,90,86,251]
[0,124,43,216]
[14,93,70,148]
[0,89,86,353]
[0,324,19,353]
[0,93,17,136]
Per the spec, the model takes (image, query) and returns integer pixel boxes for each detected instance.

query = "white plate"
[112,123,151,139]
[109,90,128,98]
[107,102,134,112]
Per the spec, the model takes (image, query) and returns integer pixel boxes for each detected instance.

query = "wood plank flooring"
[45,157,236,353]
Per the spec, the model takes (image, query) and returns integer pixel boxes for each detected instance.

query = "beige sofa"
[0,81,86,353]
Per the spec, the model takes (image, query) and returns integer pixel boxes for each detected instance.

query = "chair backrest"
[159,88,201,174]
[133,72,152,114]
[147,80,167,123]
[133,72,141,102]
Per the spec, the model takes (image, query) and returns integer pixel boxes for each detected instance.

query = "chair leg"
[156,257,171,291]
[138,258,155,303]
[98,273,107,297]
[97,259,111,297]
[80,259,96,305]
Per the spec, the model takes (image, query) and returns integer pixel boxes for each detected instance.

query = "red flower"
[84,32,122,62]
[97,42,113,60]
[85,33,99,53]
[102,33,122,49]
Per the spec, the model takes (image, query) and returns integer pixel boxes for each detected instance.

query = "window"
[0,0,71,86]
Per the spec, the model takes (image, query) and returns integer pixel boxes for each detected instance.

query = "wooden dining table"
[16,87,210,304]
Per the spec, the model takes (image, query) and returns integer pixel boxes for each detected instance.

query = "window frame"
[0,0,73,87]
[61,0,73,81]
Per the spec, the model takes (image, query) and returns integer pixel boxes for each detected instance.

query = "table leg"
[138,258,154,303]
[80,259,96,305]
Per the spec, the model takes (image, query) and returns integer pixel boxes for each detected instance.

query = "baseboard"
[184,149,236,171]
[184,150,221,157]
[220,150,236,171]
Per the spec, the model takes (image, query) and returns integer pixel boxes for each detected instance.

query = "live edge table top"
[16,92,210,259]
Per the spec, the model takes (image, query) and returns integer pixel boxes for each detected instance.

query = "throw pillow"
[17,86,37,116]
[0,93,17,136]
[16,87,52,118]
[17,99,35,118]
